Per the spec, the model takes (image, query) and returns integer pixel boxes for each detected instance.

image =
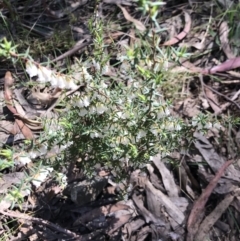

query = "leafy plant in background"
[137,0,166,25]
[0,148,14,171]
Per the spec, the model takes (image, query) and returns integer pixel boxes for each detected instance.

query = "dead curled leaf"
[204,57,240,74]
[4,71,34,140]
[27,91,53,106]
[204,85,221,113]
[117,4,146,32]
[161,11,191,46]
[219,21,235,59]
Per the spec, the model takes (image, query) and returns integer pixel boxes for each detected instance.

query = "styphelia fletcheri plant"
[21,44,185,177]
[42,48,186,177]
[0,33,222,179]
[50,51,223,176]
[0,0,228,209]
[0,0,187,179]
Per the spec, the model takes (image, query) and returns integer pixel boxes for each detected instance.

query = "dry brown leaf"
[204,86,221,113]
[117,4,146,32]
[194,132,240,183]
[195,194,234,241]
[219,21,235,59]
[145,179,185,225]
[187,160,233,240]
[195,189,240,241]
[4,72,34,140]
[152,154,179,197]
[0,120,16,135]
[73,203,129,225]
[132,192,165,225]
[176,98,200,117]
[197,168,236,194]
[0,172,25,194]
[123,218,145,239]
[107,210,132,235]
[146,164,165,192]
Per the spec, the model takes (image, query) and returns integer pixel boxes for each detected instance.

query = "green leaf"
[138,94,147,102]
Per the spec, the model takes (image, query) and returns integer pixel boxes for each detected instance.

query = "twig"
[216,89,240,114]
[204,84,240,110]
[199,74,221,113]
[42,85,82,117]
[51,40,92,63]
[199,74,240,111]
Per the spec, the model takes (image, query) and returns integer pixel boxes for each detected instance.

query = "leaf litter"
[1,0,240,241]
